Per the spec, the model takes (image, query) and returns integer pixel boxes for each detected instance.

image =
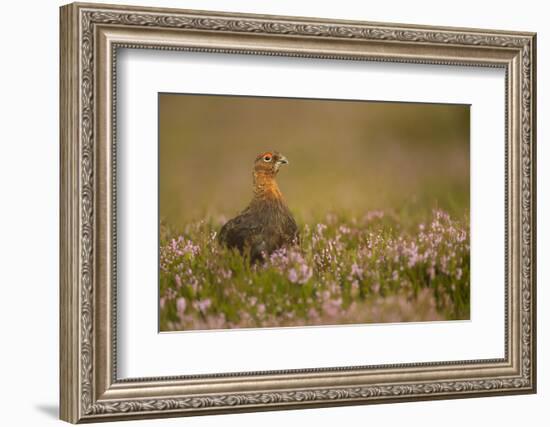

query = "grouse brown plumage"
[218,151,299,262]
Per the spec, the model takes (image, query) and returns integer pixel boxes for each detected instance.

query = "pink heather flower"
[372,282,381,293]
[175,274,182,289]
[160,297,166,309]
[322,298,342,318]
[288,268,299,283]
[240,311,252,323]
[405,242,422,268]
[194,299,212,313]
[166,288,177,300]
[257,304,266,315]
[170,236,200,258]
[440,256,449,274]
[456,268,463,280]
[339,225,350,235]
[316,223,327,235]
[298,264,313,284]
[364,210,384,222]
[176,297,186,314]
[351,263,363,279]
[188,276,199,293]
[307,308,320,321]
[435,209,450,222]
[220,269,232,279]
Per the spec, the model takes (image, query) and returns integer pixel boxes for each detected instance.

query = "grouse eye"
[263,155,272,162]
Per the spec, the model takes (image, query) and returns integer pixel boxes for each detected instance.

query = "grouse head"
[252,151,289,199]
[254,151,288,176]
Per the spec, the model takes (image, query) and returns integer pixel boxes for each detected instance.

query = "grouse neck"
[253,172,284,201]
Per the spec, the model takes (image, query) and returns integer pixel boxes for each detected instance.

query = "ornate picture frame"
[60,2,536,423]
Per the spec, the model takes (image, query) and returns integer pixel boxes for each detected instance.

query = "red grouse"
[218,151,299,262]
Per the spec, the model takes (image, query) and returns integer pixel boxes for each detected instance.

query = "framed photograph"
[60,2,537,423]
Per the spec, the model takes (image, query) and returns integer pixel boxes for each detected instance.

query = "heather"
[159,209,469,331]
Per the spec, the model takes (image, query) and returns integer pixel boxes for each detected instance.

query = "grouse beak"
[276,155,289,166]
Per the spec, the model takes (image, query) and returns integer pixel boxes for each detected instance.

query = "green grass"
[159,208,470,331]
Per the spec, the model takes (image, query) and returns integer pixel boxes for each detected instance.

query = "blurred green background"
[159,94,469,228]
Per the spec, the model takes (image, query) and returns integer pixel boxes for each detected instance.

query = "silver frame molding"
[60,2,537,423]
